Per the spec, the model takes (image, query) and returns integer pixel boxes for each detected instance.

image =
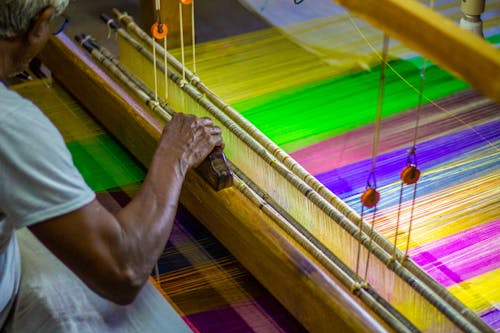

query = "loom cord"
[411,56,426,150]
[356,33,389,283]
[396,0,434,258]
[394,59,425,261]
[354,206,365,280]
[152,32,159,102]
[179,3,186,84]
[370,33,389,174]
[398,56,428,259]
[362,208,378,282]
[153,1,160,102]
[153,1,169,103]
[106,12,496,330]
[164,37,168,101]
[191,0,196,75]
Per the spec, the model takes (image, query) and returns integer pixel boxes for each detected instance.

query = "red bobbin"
[151,22,168,39]
[400,165,421,185]
[361,187,380,208]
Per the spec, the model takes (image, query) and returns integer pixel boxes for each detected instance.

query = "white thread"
[164,37,168,101]
[153,34,158,103]
[79,34,91,45]
[106,19,113,39]
[191,0,196,75]
[179,3,186,83]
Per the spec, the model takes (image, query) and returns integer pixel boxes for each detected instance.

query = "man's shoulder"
[0,83,27,102]
[0,85,41,120]
[0,86,58,141]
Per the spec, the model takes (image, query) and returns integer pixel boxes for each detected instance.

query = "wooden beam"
[39,34,392,333]
[333,0,500,103]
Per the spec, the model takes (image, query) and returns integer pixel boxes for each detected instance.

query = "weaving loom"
[26,0,499,331]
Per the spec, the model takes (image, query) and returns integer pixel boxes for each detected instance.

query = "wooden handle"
[196,147,233,191]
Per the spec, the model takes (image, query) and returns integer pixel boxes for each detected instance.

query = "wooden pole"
[333,0,500,103]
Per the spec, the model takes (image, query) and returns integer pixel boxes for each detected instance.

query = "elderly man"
[0,1,224,331]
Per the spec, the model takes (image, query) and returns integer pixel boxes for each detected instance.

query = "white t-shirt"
[0,82,95,327]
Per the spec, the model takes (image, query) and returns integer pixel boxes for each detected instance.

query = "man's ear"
[27,6,56,42]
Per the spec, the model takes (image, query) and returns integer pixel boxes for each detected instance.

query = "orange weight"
[360,187,380,208]
[400,165,421,185]
[151,22,168,39]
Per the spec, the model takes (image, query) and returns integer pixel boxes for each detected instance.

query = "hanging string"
[191,0,197,77]
[363,33,390,282]
[152,0,166,282]
[392,57,426,262]
[397,0,435,260]
[150,0,169,103]
[164,36,168,102]
[152,0,160,103]
[392,0,435,261]
[371,34,390,172]
[179,1,186,85]
[354,33,390,285]
[152,35,159,103]
[178,0,194,82]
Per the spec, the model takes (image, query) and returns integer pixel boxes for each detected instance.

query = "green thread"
[234,58,469,152]
[67,134,145,192]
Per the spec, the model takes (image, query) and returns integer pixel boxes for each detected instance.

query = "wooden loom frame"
[40,35,390,333]
[38,1,499,331]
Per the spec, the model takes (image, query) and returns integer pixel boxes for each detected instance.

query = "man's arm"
[29,113,223,305]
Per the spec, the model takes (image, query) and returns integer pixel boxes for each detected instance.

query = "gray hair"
[0,0,69,38]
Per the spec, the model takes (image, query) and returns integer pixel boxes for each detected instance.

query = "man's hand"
[30,113,226,305]
[158,113,224,174]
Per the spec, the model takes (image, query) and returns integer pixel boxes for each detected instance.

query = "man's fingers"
[210,125,222,135]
